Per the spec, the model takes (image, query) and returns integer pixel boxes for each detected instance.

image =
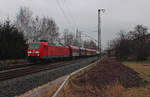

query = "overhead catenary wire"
[82,33,98,42]
[60,0,78,29]
[80,30,98,42]
[56,0,97,45]
[56,0,73,29]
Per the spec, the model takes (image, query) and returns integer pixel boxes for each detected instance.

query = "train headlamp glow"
[28,51,32,54]
[35,51,39,54]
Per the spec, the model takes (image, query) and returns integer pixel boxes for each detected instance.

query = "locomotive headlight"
[28,51,32,54]
[35,51,39,54]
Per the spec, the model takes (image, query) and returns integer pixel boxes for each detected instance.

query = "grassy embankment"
[123,61,150,97]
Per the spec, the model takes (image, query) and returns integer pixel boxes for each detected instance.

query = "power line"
[56,0,73,29]
[61,1,78,29]
[82,32,97,42]
[56,0,97,45]
[80,30,97,42]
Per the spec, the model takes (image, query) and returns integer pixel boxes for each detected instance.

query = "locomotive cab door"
[43,45,48,58]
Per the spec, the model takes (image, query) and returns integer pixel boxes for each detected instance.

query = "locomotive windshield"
[29,44,40,49]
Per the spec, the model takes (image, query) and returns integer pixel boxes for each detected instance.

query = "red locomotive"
[27,41,97,61]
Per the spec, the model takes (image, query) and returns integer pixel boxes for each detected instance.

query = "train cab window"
[29,44,40,49]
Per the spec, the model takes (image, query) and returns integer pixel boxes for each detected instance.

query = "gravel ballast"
[0,57,98,97]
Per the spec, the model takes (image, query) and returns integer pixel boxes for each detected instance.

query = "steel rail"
[0,58,85,82]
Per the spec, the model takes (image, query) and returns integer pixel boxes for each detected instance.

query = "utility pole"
[76,29,82,47]
[98,9,105,57]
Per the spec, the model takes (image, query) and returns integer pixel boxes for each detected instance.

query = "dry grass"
[58,80,124,97]
[36,83,61,97]
[36,76,68,97]
[55,58,150,97]
[104,82,124,97]
[123,61,150,97]
[57,60,100,97]
[57,58,125,97]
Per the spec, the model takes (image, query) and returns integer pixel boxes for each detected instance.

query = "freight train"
[27,40,97,61]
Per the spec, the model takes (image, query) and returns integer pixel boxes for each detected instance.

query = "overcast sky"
[0,0,150,48]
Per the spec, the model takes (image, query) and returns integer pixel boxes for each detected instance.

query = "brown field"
[56,57,148,97]
[123,61,150,97]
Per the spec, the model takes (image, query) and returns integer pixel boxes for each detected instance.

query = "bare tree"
[63,29,69,45]
[31,16,42,41]
[129,25,150,60]
[63,29,75,45]
[83,40,97,49]
[107,25,150,61]
[15,6,33,41]
[89,40,97,49]
[74,30,81,47]
[39,17,59,44]
[15,6,59,44]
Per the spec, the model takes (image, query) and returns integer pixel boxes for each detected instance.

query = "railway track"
[0,59,72,72]
[0,58,86,82]
[0,62,37,71]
